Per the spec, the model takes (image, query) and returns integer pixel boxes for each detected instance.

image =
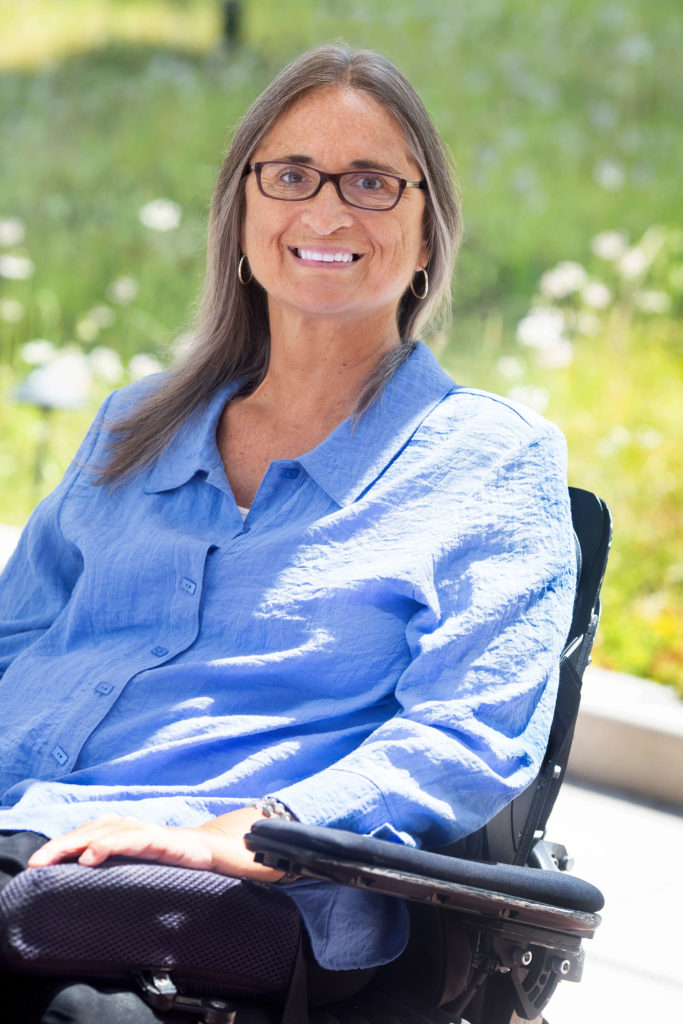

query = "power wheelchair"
[0,487,612,1024]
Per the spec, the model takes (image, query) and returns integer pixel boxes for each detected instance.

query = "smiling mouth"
[292,248,361,263]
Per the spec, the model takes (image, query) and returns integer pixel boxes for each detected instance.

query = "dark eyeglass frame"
[245,161,427,212]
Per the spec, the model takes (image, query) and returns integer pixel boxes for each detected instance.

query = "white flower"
[88,346,124,383]
[495,355,524,381]
[591,231,629,261]
[20,339,57,365]
[539,261,589,299]
[516,305,574,368]
[576,312,602,337]
[517,307,566,348]
[76,316,99,342]
[138,198,182,232]
[635,427,662,450]
[88,304,116,328]
[511,166,539,194]
[617,34,653,63]
[507,385,550,413]
[107,276,139,304]
[618,246,649,279]
[0,254,34,280]
[593,160,625,191]
[14,349,91,409]
[633,290,672,314]
[0,298,24,322]
[581,281,613,309]
[129,353,164,379]
[76,304,116,342]
[597,425,631,458]
[589,101,617,130]
[0,217,26,247]
[535,338,574,370]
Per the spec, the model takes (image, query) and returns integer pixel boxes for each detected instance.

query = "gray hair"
[100,43,463,483]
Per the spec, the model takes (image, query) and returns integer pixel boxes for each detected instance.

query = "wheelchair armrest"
[245,818,603,941]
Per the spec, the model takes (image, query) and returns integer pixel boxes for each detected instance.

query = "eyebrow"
[274,154,405,176]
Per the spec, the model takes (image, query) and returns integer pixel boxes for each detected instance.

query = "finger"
[29,833,94,866]
[71,822,176,867]
[73,823,214,870]
[28,815,148,867]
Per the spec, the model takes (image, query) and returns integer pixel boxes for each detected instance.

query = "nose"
[299,180,354,234]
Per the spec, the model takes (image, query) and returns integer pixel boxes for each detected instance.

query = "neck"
[256,305,403,421]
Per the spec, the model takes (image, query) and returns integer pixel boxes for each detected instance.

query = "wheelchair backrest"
[456,487,613,866]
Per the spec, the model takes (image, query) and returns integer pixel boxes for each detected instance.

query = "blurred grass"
[445,315,682,692]
[0,0,681,691]
[0,0,220,67]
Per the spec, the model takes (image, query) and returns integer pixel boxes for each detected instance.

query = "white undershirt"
[237,505,249,522]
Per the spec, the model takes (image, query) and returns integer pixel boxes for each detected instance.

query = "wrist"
[250,797,297,822]
[249,798,300,884]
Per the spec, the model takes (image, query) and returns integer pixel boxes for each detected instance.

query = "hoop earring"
[410,267,429,300]
[238,254,252,285]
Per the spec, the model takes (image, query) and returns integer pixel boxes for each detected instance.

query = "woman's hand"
[27,806,285,882]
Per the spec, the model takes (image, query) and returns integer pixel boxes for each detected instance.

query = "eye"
[279,168,306,185]
[259,163,318,198]
[342,172,400,207]
[275,164,315,187]
[356,174,388,192]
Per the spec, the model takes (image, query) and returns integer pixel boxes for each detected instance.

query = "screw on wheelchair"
[136,971,237,1023]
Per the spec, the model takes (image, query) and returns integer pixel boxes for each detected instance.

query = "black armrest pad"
[247,819,604,913]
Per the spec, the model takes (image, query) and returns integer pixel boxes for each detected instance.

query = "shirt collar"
[144,380,242,494]
[298,342,456,506]
[144,343,456,502]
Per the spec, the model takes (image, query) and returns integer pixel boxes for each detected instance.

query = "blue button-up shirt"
[0,343,575,968]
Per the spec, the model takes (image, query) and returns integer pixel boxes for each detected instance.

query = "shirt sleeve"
[274,423,576,849]
[0,392,115,678]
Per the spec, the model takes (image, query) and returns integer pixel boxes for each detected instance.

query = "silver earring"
[238,254,252,285]
[410,267,429,300]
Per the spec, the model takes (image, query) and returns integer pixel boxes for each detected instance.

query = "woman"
[0,43,575,1021]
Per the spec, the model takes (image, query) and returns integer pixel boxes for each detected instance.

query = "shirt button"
[95,681,114,696]
[280,468,299,479]
[51,745,68,766]
[151,645,169,657]
[181,577,197,595]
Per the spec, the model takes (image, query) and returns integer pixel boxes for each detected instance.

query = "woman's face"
[241,86,429,336]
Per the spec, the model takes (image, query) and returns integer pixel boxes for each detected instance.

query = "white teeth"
[297,249,354,263]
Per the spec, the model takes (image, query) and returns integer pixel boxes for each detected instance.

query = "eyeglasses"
[245,161,427,212]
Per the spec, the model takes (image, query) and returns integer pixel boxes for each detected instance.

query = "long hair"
[99,43,463,484]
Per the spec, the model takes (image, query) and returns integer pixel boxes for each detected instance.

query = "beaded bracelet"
[250,796,297,821]
[249,797,300,884]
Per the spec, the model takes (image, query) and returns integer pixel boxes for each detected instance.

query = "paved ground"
[540,780,682,1022]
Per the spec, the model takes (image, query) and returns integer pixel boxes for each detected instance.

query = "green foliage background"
[0,0,681,690]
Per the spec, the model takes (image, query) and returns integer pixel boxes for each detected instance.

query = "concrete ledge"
[568,665,683,809]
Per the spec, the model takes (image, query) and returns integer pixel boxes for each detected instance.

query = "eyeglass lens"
[257,163,402,209]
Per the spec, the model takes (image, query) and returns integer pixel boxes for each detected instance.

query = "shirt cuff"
[272,767,416,846]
